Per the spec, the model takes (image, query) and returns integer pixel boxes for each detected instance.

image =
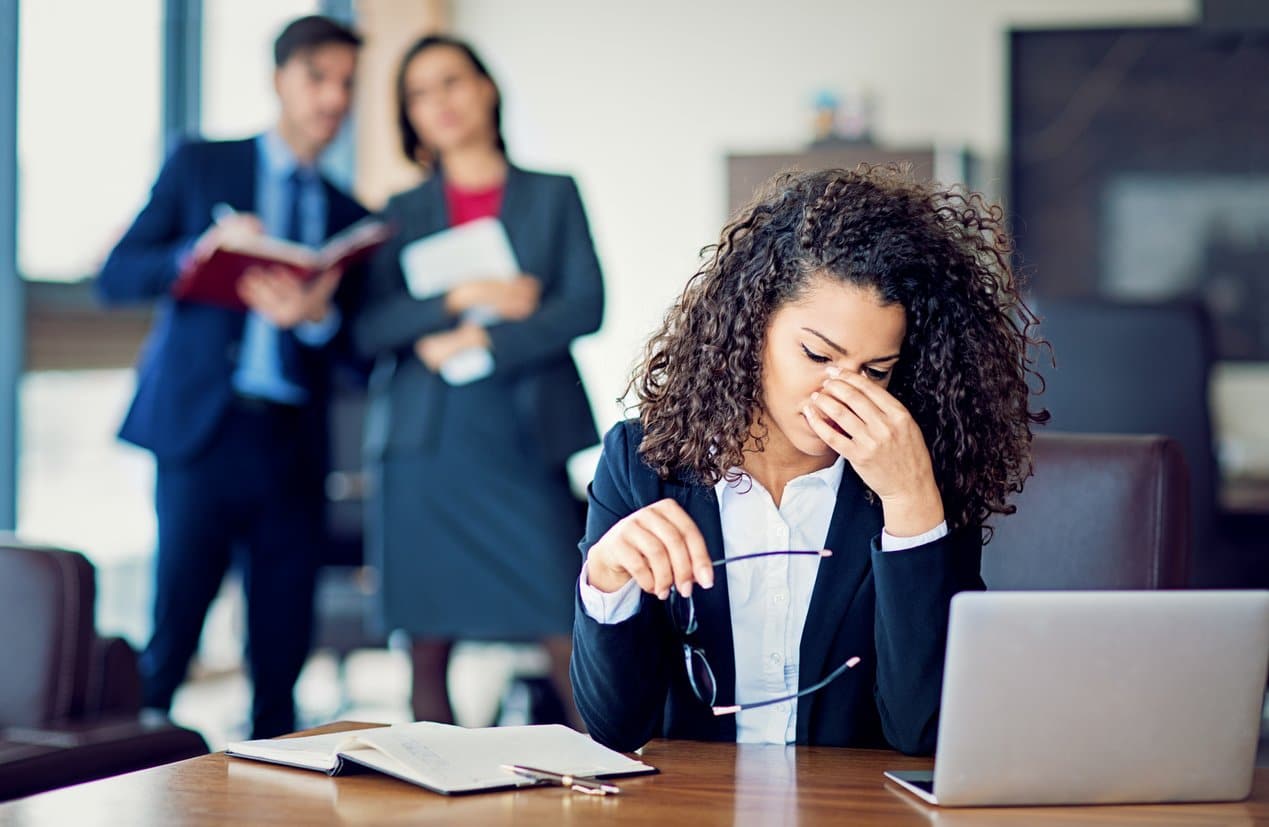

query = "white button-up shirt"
[579,458,947,744]
[716,458,843,743]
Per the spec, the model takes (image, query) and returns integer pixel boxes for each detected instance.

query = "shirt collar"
[714,455,846,500]
[258,130,318,181]
[807,455,847,492]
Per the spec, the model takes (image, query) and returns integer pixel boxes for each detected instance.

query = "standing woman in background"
[354,35,603,729]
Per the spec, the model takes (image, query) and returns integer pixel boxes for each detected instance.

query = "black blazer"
[353,166,603,468]
[571,420,985,755]
[95,137,369,465]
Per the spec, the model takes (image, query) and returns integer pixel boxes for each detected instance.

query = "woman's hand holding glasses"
[585,501,860,717]
[585,499,715,600]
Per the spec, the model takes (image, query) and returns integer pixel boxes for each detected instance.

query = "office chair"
[0,538,208,801]
[983,432,1190,590]
[1032,297,1219,585]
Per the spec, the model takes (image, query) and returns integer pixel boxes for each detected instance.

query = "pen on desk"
[500,764,621,795]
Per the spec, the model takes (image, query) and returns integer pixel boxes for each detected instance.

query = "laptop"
[886,590,1269,807]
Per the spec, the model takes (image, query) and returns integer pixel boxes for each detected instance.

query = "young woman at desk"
[572,166,1048,754]
[353,36,603,730]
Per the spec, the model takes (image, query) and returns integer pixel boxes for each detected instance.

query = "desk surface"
[1,722,1267,826]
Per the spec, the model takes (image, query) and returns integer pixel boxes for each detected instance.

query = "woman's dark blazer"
[571,420,985,755]
[352,165,603,467]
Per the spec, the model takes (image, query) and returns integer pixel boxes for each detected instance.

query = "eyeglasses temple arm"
[710,549,833,567]
[711,656,861,716]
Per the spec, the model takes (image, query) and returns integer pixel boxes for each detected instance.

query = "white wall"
[448,0,1198,435]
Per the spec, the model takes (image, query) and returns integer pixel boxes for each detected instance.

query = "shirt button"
[769,652,783,665]
[774,592,787,604]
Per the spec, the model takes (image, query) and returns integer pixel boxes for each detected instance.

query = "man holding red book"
[95,16,369,739]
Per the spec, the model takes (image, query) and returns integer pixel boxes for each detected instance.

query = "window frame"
[4,0,357,527]
[1,0,19,530]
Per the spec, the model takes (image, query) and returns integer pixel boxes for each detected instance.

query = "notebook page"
[226,728,377,772]
[316,217,393,268]
[221,234,318,269]
[349,723,653,793]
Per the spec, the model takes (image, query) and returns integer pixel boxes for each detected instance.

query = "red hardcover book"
[172,217,393,311]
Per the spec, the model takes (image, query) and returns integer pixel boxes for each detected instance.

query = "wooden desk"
[1,722,1266,826]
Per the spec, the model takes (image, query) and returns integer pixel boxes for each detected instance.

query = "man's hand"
[187,213,265,266]
[238,266,343,330]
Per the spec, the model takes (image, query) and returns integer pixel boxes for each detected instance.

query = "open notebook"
[226,723,656,795]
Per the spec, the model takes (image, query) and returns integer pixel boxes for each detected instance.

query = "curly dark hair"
[629,164,1048,535]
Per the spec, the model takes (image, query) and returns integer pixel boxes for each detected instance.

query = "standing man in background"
[95,16,368,739]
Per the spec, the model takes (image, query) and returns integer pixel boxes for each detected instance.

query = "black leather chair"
[983,432,1190,590]
[1032,298,1219,585]
[0,538,208,801]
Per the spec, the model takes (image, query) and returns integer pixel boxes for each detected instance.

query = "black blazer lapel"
[409,175,449,240]
[321,179,367,235]
[224,138,258,216]
[398,175,450,452]
[667,479,738,741]
[497,165,531,271]
[797,468,883,705]
[222,140,258,341]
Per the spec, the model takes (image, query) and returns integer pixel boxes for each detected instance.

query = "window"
[18,370,156,641]
[17,0,162,281]
[201,0,319,140]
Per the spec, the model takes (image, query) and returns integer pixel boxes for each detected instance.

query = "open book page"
[218,234,318,269]
[315,216,394,269]
[227,755,342,798]
[212,217,392,270]
[343,723,655,795]
[225,728,378,773]
[399,217,519,301]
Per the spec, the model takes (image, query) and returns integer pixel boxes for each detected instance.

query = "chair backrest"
[0,540,96,727]
[1032,298,1216,584]
[983,432,1190,590]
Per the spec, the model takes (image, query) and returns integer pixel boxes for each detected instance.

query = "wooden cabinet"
[726,144,982,218]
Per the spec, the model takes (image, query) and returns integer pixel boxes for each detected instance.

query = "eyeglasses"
[669,549,862,717]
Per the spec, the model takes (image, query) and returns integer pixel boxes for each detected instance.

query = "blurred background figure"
[353,34,603,730]
[93,15,367,739]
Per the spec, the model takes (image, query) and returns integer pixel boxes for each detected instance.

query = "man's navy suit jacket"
[96,137,369,466]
